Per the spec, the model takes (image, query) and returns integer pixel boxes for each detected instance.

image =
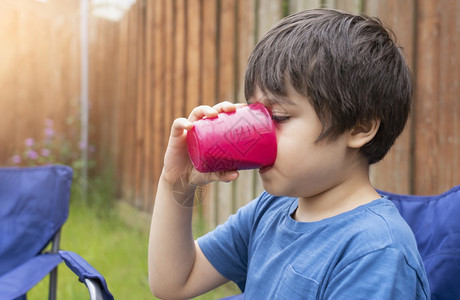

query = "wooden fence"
[0,0,459,229]
[0,0,80,164]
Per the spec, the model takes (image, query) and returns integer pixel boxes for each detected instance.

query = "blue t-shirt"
[197,192,430,299]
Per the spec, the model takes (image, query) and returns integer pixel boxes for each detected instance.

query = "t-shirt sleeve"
[324,247,430,299]
[197,195,260,291]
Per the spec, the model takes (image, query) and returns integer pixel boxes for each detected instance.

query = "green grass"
[27,181,239,299]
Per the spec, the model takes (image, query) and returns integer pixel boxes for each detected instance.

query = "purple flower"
[25,138,35,147]
[44,127,54,137]
[12,155,21,164]
[45,119,54,127]
[27,150,39,160]
[79,141,87,150]
[41,148,51,157]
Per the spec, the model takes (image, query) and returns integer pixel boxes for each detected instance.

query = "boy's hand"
[161,101,243,187]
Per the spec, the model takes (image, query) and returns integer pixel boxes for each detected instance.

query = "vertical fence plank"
[251,0,284,197]
[450,0,460,188]
[201,0,218,107]
[434,0,459,193]
[321,0,336,8]
[413,0,460,194]
[127,4,140,206]
[106,23,119,177]
[413,0,441,194]
[134,2,145,208]
[257,0,283,39]
[186,0,201,114]
[89,18,116,174]
[118,5,133,204]
[217,0,237,104]
[116,11,129,199]
[152,0,165,207]
[2,7,28,159]
[185,0,203,220]
[0,4,19,162]
[214,0,238,225]
[236,0,255,101]
[235,0,258,210]
[366,0,415,194]
[288,0,322,13]
[142,0,154,212]
[163,0,175,165]
[335,0,362,12]
[201,0,219,228]
[173,0,187,119]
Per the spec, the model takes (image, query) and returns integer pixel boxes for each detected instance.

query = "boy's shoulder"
[332,198,423,269]
[353,197,416,247]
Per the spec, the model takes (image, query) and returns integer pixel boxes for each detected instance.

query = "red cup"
[187,103,277,172]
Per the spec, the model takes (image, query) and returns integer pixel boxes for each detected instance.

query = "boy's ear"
[347,119,381,149]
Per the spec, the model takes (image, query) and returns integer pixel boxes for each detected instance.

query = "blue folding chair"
[0,165,113,300]
[220,186,460,300]
[380,186,460,300]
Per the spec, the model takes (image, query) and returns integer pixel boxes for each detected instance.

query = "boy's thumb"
[218,171,239,183]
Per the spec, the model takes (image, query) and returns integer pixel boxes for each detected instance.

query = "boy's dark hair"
[244,9,412,164]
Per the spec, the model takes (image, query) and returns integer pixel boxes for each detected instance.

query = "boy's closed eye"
[271,115,290,123]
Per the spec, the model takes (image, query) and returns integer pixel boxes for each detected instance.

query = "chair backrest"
[380,186,460,300]
[0,165,73,276]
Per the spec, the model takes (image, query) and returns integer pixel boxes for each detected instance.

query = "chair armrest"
[85,278,105,300]
[58,251,114,300]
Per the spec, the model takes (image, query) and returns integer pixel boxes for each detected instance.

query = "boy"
[149,9,430,299]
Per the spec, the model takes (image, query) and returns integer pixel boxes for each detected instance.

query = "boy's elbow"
[150,286,169,300]
[149,273,164,298]
[149,280,170,299]
[149,275,169,299]
[149,274,186,300]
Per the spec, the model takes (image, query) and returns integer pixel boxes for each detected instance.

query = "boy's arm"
[148,103,240,299]
[148,175,228,299]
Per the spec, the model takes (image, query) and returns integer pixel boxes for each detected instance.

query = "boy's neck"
[293,165,380,223]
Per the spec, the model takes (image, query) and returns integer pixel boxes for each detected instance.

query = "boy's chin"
[259,170,296,197]
[262,184,289,197]
[262,182,303,198]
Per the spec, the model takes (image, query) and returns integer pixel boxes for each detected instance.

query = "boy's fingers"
[188,105,218,122]
[212,101,241,113]
[188,102,246,123]
[189,170,239,186]
[170,118,193,138]
[212,101,232,112]
[217,171,240,183]
[208,170,239,183]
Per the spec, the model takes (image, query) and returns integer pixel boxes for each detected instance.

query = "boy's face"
[249,84,354,199]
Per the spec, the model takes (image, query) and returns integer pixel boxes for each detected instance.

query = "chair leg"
[49,229,61,300]
[49,267,58,300]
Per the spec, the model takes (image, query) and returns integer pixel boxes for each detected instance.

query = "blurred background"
[1,0,459,299]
